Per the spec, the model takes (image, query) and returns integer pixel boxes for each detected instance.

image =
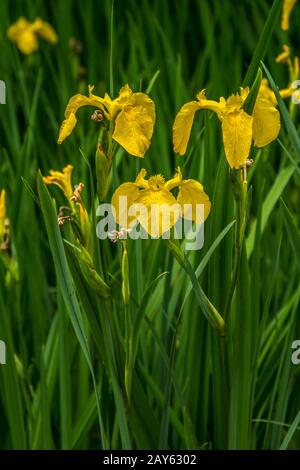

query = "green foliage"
[1,0,300,451]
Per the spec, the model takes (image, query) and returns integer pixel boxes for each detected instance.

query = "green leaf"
[37,171,107,449]
[246,165,295,257]
[281,200,300,273]
[262,63,300,161]
[242,0,282,87]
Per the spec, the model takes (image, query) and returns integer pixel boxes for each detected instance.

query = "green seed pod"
[96,145,110,202]
[122,242,130,305]
[96,126,110,201]
[77,243,111,299]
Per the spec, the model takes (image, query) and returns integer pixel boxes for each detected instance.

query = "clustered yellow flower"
[43,164,74,199]
[173,84,280,169]
[276,44,300,86]
[281,0,298,30]
[111,167,211,238]
[7,17,58,54]
[43,165,91,243]
[57,84,156,158]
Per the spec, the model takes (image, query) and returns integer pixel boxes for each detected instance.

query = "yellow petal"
[134,187,180,238]
[113,105,154,157]
[135,168,148,187]
[16,29,39,54]
[32,18,58,44]
[172,101,201,155]
[173,91,222,156]
[252,97,280,148]
[196,90,224,115]
[221,110,253,168]
[58,88,108,143]
[117,84,134,102]
[7,17,30,40]
[165,167,183,190]
[43,164,74,198]
[177,180,211,223]
[57,112,77,144]
[64,92,104,118]
[111,182,140,228]
[134,93,156,122]
[276,44,291,63]
[281,0,298,30]
[258,79,277,105]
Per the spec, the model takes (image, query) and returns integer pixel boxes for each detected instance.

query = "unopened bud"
[91,110,103,122]
[122,242,130,305]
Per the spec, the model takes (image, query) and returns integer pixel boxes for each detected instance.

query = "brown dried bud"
[91,110,103,122]
[70,182,85,203]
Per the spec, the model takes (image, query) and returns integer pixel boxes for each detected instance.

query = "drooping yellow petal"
[32,18,58,44]
[221,109,253,168]
[177,180,211,223]
[113,105,154,157]
[57,113,77,144]
[252,97,280,148]
[173,101,201,155]
[281,0,298,30]
[57,88,108,143]
[134,187,180,238]
[43,164,74,199]
[111,182,141,228]
[64,91,104,119]
[173,90,223,156]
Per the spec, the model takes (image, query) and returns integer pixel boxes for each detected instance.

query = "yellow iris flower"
[43,164,74,199]
[7,17,58,54]
[281,0,298,30]
[111,167,211,238]
[0,190,6,243]
[276,44,291,63]
[173,85,280,169]
[57,84,156,158]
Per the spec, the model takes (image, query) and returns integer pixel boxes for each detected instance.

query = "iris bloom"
[43,164,74,199]
[43,165,90,240]
[0,190,6,243]
[7,17,58,54]
[259,78,294,104]
[276,44,300,89]
[173,85,280,169]
[281,0,298,30]
[57,84,155,158]
[111,167,211,238]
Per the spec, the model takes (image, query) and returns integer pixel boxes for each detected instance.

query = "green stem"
[223,168,248,321]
